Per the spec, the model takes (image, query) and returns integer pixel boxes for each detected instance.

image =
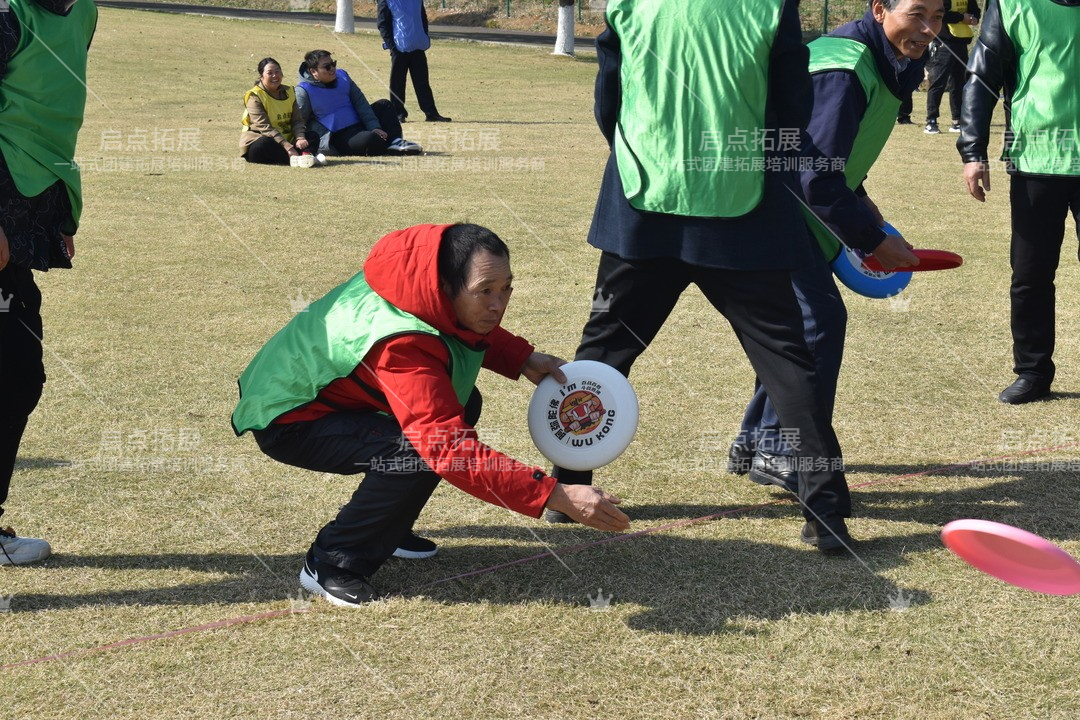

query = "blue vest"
[299,70,361,132]
[387,0,431,52]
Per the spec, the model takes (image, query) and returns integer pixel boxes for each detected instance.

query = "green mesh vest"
[0,0,97,230]
[803,36,899,260]
[606,0,782,218]
[997,0,1080,176]
[232,274,486,435]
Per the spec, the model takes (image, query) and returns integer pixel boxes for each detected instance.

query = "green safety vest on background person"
[0,0,97,233]
[803,35,898,260]
[605,0,783,218]
[997,0,1080,176]
[232,274,485,435]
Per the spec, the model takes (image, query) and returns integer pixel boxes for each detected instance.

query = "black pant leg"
[389,50,410,117]
[331,123,389,156]
[408,50,438,117]
[370,99,404,141]
[551,252,690,485]
[946,43,969,124]
[1009,175,1075,383]
[245,136,291,165]
[924,46,950,122]
[0,265,46,520]
[694,267,849,522]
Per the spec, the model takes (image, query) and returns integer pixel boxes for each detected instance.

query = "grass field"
[3,7,1080,719]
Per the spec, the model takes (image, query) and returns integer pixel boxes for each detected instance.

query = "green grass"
[3,7,1080,719]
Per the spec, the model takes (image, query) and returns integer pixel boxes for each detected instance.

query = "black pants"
[254,388,482,577]
[1008,174,1080,384]
[0,265,46,521]
[897,93,913,122]
[330,99,402,156]
[244,131,321,165]
[389,49,438,119]
[925,39,969,124]
[553,252,849,524]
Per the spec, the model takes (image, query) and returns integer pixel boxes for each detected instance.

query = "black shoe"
[393,533,438,559]
[426,114,452,122]
[998,377,1051,404]
[896,116,913,125]
[298,550,380,607]
[924,120,940,134]
[726,442,754,475]
[800,519,853,555]
[397,112,408,123]
[749,451,799,494]
[543,508,576,524]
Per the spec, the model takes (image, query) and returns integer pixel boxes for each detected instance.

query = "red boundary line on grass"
[3,442,1076,670]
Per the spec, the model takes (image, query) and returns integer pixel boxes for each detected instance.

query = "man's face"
[447,250,514,335]
[310,56,337,83]
[874,0,944,60]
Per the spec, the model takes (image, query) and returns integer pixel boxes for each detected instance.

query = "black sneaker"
[543,508,576,524]
[426,114,452,122]
[896,116,913,125]
[948,123,961,133]
[924,120,940,134]
[749,451,799,494]
[726,442,754,475]
[392,533,438,559]
[298,550,380,607]
[800,519,853,555]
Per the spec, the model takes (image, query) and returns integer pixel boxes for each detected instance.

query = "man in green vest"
[232,224,629,606]
[0,0,97,565]
[959,0,1080,404]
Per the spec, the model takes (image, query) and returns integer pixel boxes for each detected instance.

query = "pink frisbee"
[941,519,1080,596]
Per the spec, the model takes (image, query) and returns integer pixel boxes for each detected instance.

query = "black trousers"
[0,264,46,521]
[244,131,321,165]
[1008,174,1080,383]
[553,252,849,524]
[925,39,969,124]
[254,388,482,577]
[329,99,403,156]
[389,49,438,119]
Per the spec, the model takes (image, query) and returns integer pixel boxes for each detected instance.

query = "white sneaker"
[0,527,51,565]
[387,138,423,156]
[291,153,316,168]
[314,153,327,166]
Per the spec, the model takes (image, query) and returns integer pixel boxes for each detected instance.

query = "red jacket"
[277,224,557,517]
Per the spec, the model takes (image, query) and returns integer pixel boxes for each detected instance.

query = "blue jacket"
[295,65,382,153]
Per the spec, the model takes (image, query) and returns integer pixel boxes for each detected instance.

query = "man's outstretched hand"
[545,483,629,532]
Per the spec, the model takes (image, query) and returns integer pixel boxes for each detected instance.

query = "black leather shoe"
[998,377,1051,405]
[800,519,853,555]
[727,442,754,475]
[426,114,452,122]
[749,451,798,493]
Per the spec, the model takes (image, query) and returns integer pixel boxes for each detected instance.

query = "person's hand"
[521,352,568,385]
[287,146,301,157]
[964,160,991,202]
[295,137,309,152]
[964,12,977,25]
[62,233,75,261]
[545,483,629,532]
[0,226,9,271]
[374,128,389,141]
[869,234,919,271]
[861,195,885,226]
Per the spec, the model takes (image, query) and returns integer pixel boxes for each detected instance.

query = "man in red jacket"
[232,224,628,606]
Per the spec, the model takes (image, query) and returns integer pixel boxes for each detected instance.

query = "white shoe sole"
[298,564,367,608]
[392,546,438,559]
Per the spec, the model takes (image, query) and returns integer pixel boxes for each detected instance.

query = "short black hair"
[304,50,333,70]
[438,224,510,298]
[871,0,902,9]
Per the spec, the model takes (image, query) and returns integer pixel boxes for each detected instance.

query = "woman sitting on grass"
[239,57,321,166]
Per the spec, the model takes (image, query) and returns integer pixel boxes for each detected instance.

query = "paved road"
[95,0,597,49]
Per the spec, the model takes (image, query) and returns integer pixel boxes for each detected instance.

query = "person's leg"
[695,267,850,542]
[924,44,948,129]
[1007,174,1071,392]
[388,50,410,119]
[244,136,291,165]
[946,42,969,127]
[330,123,389,156]
[549,252,690,489]
[897,93,914,124]
[370,99,405,141]
[408,50,440,119]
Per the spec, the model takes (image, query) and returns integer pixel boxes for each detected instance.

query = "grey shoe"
[0,526,51,566]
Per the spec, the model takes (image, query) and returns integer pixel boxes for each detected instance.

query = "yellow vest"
[242,85,296,142]
[947,22,974,39]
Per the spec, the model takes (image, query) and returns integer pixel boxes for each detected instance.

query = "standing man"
[735,0,934,493]
[959,0,1080,404]
[377,0,451,123]
[547,0,856,552]
[0,0,97,565]
[923,0,980,134]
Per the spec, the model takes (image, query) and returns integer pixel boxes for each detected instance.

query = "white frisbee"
[527,360,639,471]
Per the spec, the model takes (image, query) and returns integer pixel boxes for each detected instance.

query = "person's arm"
[958,0,1010,201]
[246,93,295,151]
[480,325,534,379]
[289,95,309,150]
[377,0,396,50]
[348,80,382,131]
[768,0,812,133]
[295,85,330,139]
[593,21,621,147]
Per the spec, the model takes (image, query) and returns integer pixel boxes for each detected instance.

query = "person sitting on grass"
[239,57,321,167]
[231,224,629,607]
[295,50,421,157]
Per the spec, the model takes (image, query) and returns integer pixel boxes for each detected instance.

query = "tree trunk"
[553,0,575,56]
[335,0,355,33]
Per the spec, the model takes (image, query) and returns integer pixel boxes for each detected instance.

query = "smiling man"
[232,224,628,606]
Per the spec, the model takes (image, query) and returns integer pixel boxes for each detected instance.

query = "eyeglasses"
[317,61,337,71]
